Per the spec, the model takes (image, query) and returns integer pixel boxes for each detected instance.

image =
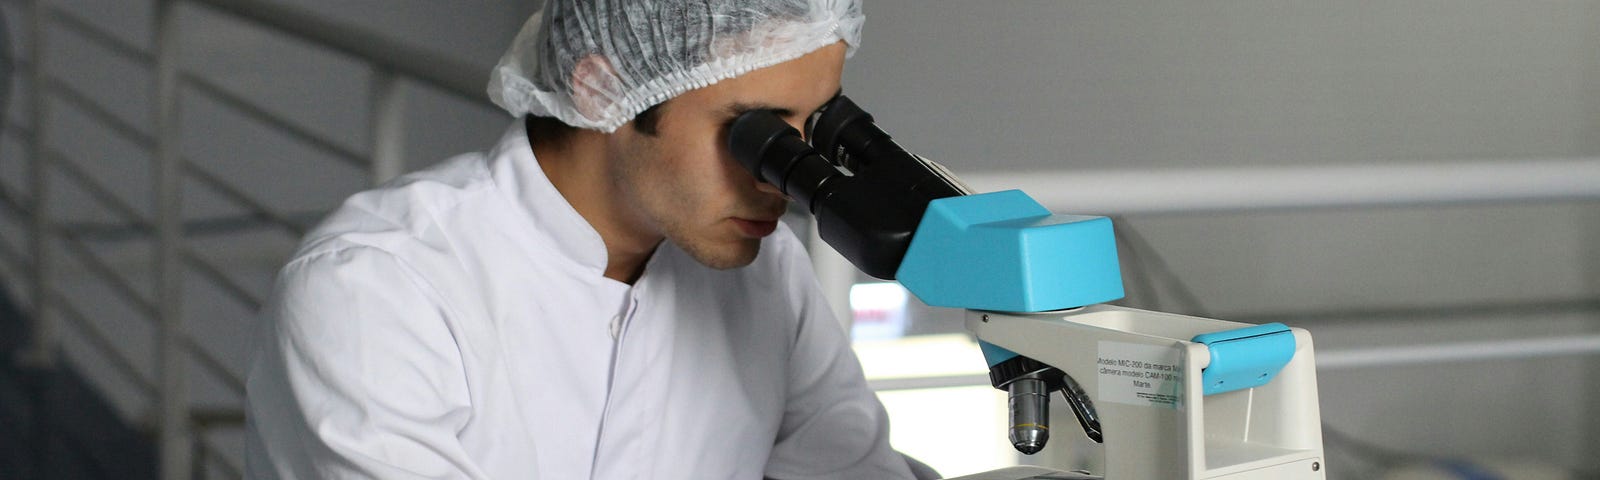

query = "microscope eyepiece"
[805,94,966,201]
[726,109,844,212]
[805,94,878,172]
[724,95,970,280]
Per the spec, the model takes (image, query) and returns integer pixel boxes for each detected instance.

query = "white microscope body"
[956,305,1327,480]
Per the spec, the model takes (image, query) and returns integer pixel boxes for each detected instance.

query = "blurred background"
[0,1,1596,479]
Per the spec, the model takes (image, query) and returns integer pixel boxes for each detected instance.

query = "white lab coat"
[244,119,914,479]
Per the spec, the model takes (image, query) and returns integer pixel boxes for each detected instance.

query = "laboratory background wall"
[0,0,1596,478]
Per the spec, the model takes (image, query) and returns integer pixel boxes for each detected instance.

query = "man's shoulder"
[291,153,497,261]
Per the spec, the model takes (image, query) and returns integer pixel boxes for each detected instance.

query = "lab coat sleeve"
[245,245,484,479]
[763,241,916,480]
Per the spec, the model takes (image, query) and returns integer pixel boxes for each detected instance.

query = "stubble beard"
[613,154,763,272]
[649,180,763,270]
[645,199,764,271]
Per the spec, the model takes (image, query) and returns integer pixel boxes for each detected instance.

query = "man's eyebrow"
[724,102,796,118]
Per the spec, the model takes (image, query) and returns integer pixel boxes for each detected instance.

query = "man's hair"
[527,101,663,146]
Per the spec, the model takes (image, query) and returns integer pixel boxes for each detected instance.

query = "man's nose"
[754,180,783,197]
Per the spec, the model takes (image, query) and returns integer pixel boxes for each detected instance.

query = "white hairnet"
[489,0,864,133]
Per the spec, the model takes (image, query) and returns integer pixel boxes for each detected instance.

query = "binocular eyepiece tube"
[725,94,965,279]
[726,111,843,213]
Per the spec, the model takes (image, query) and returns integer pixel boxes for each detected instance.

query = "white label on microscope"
[1096,341,1183,409]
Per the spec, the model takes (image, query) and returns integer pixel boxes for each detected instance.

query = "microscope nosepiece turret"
[988,352,1103,455]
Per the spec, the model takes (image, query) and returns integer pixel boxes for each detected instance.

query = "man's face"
[605,42,848,270]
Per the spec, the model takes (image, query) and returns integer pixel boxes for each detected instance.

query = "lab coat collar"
[485,117,612,276]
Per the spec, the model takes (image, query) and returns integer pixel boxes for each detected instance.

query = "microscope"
[729,95,1327,479]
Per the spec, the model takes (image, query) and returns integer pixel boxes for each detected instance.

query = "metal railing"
[0,0,497,478]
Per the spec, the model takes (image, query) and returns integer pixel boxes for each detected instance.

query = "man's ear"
[569,55,618,122]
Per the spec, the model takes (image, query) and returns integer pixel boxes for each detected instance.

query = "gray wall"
[2,0,1597,477]
[849,1,1600,171]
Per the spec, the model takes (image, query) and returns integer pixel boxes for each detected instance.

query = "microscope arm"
[968,307,1325,479]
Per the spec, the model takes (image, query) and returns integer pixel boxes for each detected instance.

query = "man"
[244,1,917,478]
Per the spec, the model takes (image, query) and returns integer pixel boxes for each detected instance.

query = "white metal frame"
[0,0,490,478]
[959,157,1600,216]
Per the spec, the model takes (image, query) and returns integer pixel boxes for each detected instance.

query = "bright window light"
[850,282,909,341]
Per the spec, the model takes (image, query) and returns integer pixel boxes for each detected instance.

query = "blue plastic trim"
[978,340,1019,367]
[1192,323,1296,396]
[896,190,1125,312]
